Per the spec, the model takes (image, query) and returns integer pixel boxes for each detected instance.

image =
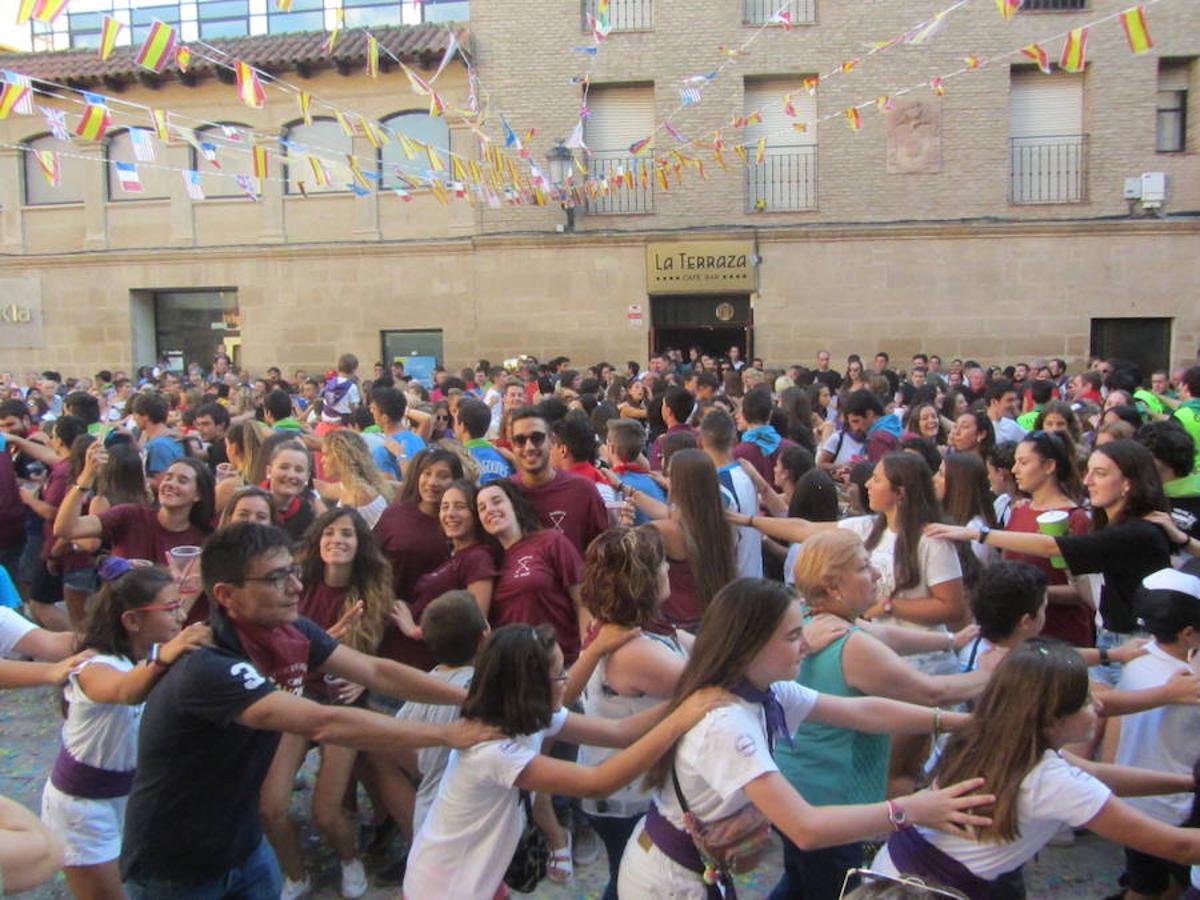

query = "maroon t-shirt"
[373,502,451,665]
[513,471,607,558]
[650,424,698,472]
[491,530,583,664]
[733,437,798,490]
[98,504,208,566]
[1003,502,1095,647]
[649,556,701,635]
[39,459,72,560]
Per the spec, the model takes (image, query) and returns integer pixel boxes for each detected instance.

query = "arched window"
[22,132,86,206]
[282,117,353,195]
[380,111,451,190]
[190,122,256,199]
[105,128,171,201]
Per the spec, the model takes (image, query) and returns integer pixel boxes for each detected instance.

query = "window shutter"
[1009,70,1083,137]
[585,85,656,154]
[744,78,816,147]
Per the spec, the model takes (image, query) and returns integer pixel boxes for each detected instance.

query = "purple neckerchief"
[50,747,135,799]
[887,826,998,899]
[730,679,793,751]
[1182,888,1200,900]
[643,804,726,900]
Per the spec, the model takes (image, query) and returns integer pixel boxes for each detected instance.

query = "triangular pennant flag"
[323,9,342,54]
[905,12,946,45]
[430,31,459,83]
[308,156,330,188]
[334,109,357,136]
[803,76,819,96]
[2,73,33,115]
[175,45,191,72]
[876,95,893,112]
[135,20,177,73]
[33,149,59,186]
[426,144,446,171]
[1060,27,1088,73]
[199,142,220,168]
[840,58,860,74]
[235,60,266,108]
[1020,43,1051,75]
[276,0,293,9]
[98,16,123,61]
[754,136,767,165]
[964,54,982,69]
[235,174,259,200]
[930,78,946,97]
[16,0,38,25]
[564,119,588,152]
[1119,6,1153,55]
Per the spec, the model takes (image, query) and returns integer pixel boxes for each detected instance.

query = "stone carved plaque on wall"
[885,99,943,174]
[0,277,44,349]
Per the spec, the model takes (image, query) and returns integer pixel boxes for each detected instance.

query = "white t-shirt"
[60,654,142,772]
[404,707,569,899]
[717,462,763,579]
[394,665,475,835]
[837,515,962,620]
[1115,641,1200,823]
[872,750,1110,881]
[819,429,865,466]
[0,607,36,657]
[618,683,818,896]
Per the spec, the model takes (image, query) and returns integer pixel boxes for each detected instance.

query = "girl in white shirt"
[618,577,994,900]
[40,560,210,900]
[872,639,1200,897]
[403,623,727,900]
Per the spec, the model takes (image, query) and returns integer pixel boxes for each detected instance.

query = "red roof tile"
[0,23,465,88]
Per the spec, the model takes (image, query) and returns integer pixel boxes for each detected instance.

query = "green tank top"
[774,629,891,806]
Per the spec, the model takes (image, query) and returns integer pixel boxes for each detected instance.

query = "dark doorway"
[650,294,752,360]
[1089,317,1172,384]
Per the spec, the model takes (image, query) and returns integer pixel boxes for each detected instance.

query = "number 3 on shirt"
[230,662,266,691]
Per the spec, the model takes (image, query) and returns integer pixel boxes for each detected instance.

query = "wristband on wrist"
[1098,647,1111,666]
[886,799,909,831]
[932,707,945,739]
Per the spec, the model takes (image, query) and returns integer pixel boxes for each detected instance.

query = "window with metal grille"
[1020,0,1087,10]
[743,77,817,212]
[584,85,656,215]
[1009,68,1087,203]
[743,0,816,25]
[581,0,653,33]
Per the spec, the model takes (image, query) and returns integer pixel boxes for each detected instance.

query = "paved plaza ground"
[2,683,1126,898]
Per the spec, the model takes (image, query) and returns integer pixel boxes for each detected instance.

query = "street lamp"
[546,140,576,232]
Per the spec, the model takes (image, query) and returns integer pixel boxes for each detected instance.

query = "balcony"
[584,154,655,215]
[745,146,817,212]
[582,0,653,32]
[1010,134,1088,203]
[744,0,816,25]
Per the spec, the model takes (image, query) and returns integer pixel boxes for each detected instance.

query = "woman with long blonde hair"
[317,429,395,529]
[259,506,394,900]
[213,419,265,514]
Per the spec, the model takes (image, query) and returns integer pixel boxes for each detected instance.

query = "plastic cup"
[215,462,237,483]
[167,545,203,594]
[1037,510,1070,569]
[605,500,629,527]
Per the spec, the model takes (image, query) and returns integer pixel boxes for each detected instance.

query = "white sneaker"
[281,876,311,900]
[573,822,602,866]
[340,858,369,899]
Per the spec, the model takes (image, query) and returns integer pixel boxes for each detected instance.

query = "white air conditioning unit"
[1141,172,1167,207]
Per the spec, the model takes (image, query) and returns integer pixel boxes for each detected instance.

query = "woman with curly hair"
[317,429,395,529]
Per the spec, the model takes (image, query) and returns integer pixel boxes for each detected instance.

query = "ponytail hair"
[80,563,175,661]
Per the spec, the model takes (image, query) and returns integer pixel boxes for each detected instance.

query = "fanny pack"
[672,763,771,882]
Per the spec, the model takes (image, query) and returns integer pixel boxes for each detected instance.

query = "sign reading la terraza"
[645,241,756,294]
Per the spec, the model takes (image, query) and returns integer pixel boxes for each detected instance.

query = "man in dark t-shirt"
[120,524,492,898]
[509,407,607,556]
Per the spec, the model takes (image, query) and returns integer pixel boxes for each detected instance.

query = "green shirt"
[1174,402,1200,471]
[1017,407,1041,432]
[272,417,303,431]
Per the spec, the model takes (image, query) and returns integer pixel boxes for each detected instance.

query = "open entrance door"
[649,294,752,360]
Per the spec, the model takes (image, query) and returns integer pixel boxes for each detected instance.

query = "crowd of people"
[2,343,1200,900]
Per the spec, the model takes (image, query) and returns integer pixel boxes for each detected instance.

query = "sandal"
[547,831,573,883]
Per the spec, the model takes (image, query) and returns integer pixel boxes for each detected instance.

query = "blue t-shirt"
[469,444,514,484]
[372,431,426,480]
[143,434,185,475]
[616,470,667,525]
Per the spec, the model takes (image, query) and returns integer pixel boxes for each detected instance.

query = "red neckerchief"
[213,606,312,695]
[260,480,302,521]
[568,462,607,484]
[612,463,649,474]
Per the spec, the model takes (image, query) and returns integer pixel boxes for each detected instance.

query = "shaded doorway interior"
[1089,317,1172,383]
[650,294,752,361]
[130,289,240,372]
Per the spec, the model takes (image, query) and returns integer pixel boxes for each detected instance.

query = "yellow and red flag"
[964,54,981,69]
[334,109,357,136]
[840,58,860,74]
[75,93,112,140]
[844,107,863,131]
[32,0,70,23]
[298,92,312,125]
[135,21,177,73]
[252,143,269,179]
[235,61,266,108]
[33,148,59,186]
[426,144,445,172]
[930,78,946,97]
[996,0,1021,21]
[803,76,819,96]
[1060,28,1088,73]
[176,45,191,72]
[98,16,122,61]
[1021,43,1051,74]
[150,108,170,141]
[1119,6,1153,55]
[876,95,893,112]
[783,94,796,117]
[276,0,293,9]
[366,35,379,78]
[16,0,37,25]
[754,136,767,165]
[309,156,330,188]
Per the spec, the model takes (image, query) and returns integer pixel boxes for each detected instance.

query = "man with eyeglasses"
[120,523,494,899]
[509,407,607,556]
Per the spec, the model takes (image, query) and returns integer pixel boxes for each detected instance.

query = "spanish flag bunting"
[930,78,946,97]
[963,54,981,69]
[16,0,37,25]
[32,0,70,24]
[75,93,112,140]
[253,144,269,179]
[150,108,170,141]
[347,155,370,190]
[324,7,343,54]
[298,92,312,125]
[656,168,668,191]
[235,61,266,108]
[996,0,1021,21]
[98,16,122,61]
[366,35,380,78]
[875,95,893,112]
[754,136,767,165]
[1060,27,1088,73]
[469,160,483,184]
[629,135,653,156]
[792,122,808,133]
[1119,6,1153,55]
[309,156,330,187]
[276,0,293,9]
[640,165,649,189]
[803,76,819,96]
[334,109,356,136]
[428,92,446,118]
[175,45,191,73]
[360,116,382,147]
[840,58,860,74]
[783,94,797,117]
[844,107,863,131]
[0,83,31,119]
[33,148,60,186]
[430,182,450,205]
[426,144,445,171]
[452,156,468,183]
[1020,43,1051,74]
[398,134,418,160]
[904,12,945,45]
[135,21,177,74]
[733,144,747,165]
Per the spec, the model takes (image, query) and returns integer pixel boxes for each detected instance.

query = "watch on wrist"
[148,643,170,669]
[977,525,991,544]
[886,799,910,831]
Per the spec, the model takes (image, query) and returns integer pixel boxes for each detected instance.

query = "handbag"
[503,790,549,893]
[672,764,772,881]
